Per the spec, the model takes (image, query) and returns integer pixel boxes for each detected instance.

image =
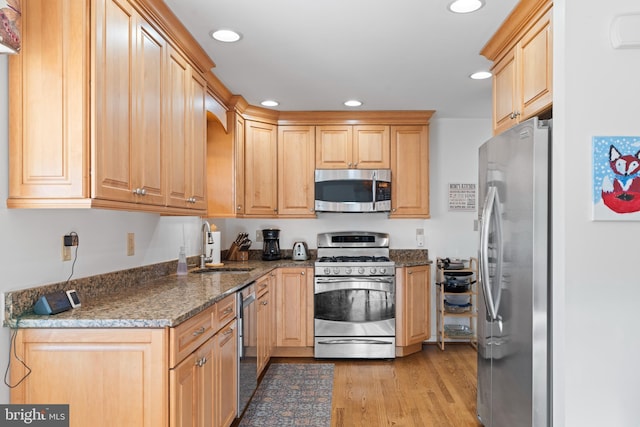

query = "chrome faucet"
[200,221,214,268]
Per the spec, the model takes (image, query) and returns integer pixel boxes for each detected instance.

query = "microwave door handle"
[372,170,377,209]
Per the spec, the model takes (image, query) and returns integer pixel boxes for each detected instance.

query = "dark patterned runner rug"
[239,363,334,427]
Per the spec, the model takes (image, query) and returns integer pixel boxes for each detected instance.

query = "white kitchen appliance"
[292,241,309,261]
[477,117,551,426]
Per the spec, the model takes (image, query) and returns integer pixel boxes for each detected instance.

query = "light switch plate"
[416,228,425,247]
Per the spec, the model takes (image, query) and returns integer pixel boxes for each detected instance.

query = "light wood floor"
[273,343,481,427]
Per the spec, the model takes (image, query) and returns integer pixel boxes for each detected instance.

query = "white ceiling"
[164,0,519,119]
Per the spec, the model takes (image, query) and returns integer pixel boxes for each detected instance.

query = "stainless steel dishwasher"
[237,283,257,418]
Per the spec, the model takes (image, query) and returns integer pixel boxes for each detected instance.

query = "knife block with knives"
[227,232,251,261]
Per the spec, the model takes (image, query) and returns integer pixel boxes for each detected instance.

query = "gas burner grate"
[316,255,391,263]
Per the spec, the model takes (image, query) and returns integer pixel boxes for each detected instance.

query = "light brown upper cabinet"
[482,0,553,135]
[244,120,279,217]
[7,0,209,215]
[315,125,390,169]
[390,126,430,218]
[165,46,208,211]
[277,126,316,217]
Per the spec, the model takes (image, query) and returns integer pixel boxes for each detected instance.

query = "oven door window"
[315,281,395,323]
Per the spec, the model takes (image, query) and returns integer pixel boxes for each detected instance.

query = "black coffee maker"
[262,229,281,261]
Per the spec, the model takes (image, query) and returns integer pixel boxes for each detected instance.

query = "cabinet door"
[133,18,166,206]
[235,114,246,215]
[404,265,431,345]
[215,321,238,427]
[11,329,167,427]
[256,275,271,375]
[276,268,309,347]
[187,71,208,210]
[93,0,136,203]
[278,126,316,217]
[8,0,89,204]
[315,125,352,168]
[520,9,552,120]
[353,125,390,169]
[171,353,198,427]
[390,126,430,218]
[165,47,190,209]
[244,121,278,216]
[492,48,519,135]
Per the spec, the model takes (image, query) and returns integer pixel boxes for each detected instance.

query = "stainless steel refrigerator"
[477,117,551,427]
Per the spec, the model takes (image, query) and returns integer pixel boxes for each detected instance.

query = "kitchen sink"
[191,267,254,274]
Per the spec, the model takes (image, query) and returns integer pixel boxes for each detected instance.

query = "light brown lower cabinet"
[10,295,238,427]
[395,265,431,356]
[256,272,276,376]
[273,267,314,357]
[10,329,167,427]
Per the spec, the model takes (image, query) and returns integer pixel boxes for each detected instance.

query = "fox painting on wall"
[593,136,640,220]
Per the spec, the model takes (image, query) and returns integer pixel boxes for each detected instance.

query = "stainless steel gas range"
[314,231,396,359]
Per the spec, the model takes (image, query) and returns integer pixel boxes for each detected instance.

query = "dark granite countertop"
[4,250,430,329]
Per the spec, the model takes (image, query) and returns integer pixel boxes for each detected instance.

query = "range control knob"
[370,267,377,275]
[323,267,331,275]
[358,267,365,275]
[333,268,340,275]
[345,267,352,275]
[379,267,387,275]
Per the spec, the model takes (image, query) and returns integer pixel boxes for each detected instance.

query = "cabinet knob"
[237,205,242,211]
[301,271,305,275]
[261,301,268,306]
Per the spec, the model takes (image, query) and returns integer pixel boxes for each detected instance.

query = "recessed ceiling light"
[470,71,492,80]
[344,100,363,107]
[261,100,279,107]
[448,0,485,14]
[210,29,241,43]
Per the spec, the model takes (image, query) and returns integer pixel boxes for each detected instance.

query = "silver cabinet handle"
[192,326,205,336]
[223,328,233,336]
[222,307,233,315]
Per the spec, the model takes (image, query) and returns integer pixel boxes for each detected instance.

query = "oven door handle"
[314,278,394,294]
[315,276,394,284]
[317,338,393,345]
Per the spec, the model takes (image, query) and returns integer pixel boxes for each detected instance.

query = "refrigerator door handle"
[480,185,502,321]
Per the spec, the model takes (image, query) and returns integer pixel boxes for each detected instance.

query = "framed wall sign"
[448,183,476,212]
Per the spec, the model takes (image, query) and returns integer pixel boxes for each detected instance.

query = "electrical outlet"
[416,228,425,247]
[127,233,135,256]
[62,237,71,261]
[256,230,263,242]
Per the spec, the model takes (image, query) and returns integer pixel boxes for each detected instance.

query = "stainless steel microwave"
[314,169,391,213]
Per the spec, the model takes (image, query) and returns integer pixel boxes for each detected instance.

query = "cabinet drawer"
[169,306,215,368]
[214,293,237,330]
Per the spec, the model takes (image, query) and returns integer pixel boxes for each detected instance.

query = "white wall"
[554,0,640,425]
